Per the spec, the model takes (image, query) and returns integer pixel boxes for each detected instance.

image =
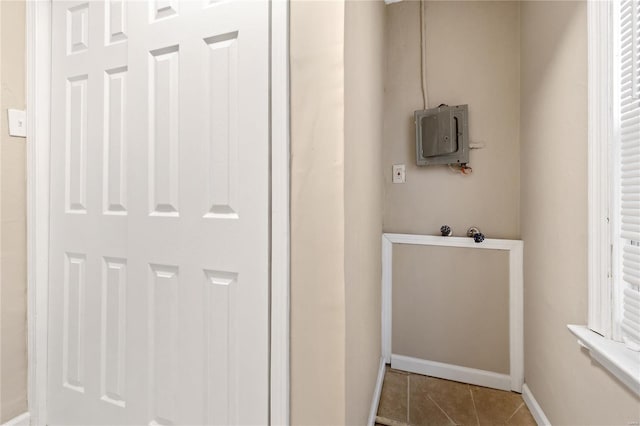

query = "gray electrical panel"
[415,104,469,166]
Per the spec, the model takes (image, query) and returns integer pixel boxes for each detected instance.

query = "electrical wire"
[420,0,429,110]
[448,164,473,175]
[421,0,472,176]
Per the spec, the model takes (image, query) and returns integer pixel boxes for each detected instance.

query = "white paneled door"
[47,1,270,424]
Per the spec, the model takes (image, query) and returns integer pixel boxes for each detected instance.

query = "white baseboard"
[2,412,30,426]
[522,384,551,426]
[391,354,512,392]
[368,357,387,426]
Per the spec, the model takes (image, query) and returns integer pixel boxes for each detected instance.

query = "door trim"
[26,1,51,424]
[25,2,290,424]
[269,1,291,424]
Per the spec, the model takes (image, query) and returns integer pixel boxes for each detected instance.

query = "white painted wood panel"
[381,234,524,392]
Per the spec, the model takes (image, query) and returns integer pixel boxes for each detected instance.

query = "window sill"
[567,325,640,397]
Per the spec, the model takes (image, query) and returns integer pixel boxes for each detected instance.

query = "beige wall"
[385,2,640,423]
[383,0,520,239]
[344,1,385,425]
[0,0,27,423]
[392,245,510,374]
[290,1,346,424]
[520,1,640,424]
[4,2,635,425]
[383,0,520,395]
[0,0,27,422]
[291,1,385,423]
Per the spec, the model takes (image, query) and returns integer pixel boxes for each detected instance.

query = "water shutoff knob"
[467,227,485,243]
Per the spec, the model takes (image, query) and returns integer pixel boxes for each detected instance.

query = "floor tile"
[377,369,535,426]
[409,375,456,426]
[506,404,536,426]
[470,385,524,425]
[410,375,478,425]
[378,370,409,423]
[376,418,410,426]
[409,395,454,426]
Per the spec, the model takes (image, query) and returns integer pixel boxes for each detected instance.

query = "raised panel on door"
[147,264,180,426]
[100,257,126,407]
[148,45,180,216]
[103,67,128,215]
[48,1,270,425]
[204,31,239,219]
[62,253,87,394]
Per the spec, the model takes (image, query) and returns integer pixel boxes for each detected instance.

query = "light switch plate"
[392,164,406,184]
[7,109,26,138]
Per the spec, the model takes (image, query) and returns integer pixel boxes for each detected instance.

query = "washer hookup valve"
[440,225,452,237]
[467,227,485,243]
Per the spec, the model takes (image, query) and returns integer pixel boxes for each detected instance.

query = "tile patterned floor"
[376,367,536,426]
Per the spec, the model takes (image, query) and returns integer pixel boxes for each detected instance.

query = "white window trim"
[574,0,640,398]
[567,325,640,396]
[587,0,614,338]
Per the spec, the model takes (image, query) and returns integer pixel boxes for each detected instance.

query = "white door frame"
[25,1,290,424]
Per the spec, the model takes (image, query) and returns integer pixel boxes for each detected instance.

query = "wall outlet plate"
[392,164,406,183]
[7,109,27,138]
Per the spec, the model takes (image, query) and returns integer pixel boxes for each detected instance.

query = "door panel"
[48,1,270,425]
